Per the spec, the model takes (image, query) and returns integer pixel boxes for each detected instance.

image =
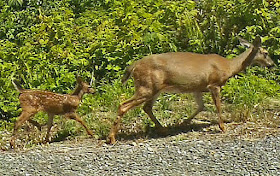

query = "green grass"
[1,73,280,149]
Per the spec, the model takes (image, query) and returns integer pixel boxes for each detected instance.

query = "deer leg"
[186,92,205,122]
[28,119,42,131]
[45,114,54,143]
[10,110,37,148]
[107,94,149,144]
[143,93,167,134]
[208,85,225,132]
[66,113,93,137]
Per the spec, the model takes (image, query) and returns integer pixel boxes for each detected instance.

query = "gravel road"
[1,129,280,176]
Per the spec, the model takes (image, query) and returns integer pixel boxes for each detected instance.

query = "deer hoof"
[88,130,94,137]
[219,123,226,133]
[106,135,116,145]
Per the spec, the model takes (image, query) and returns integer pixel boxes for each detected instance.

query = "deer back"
[19,90,80,114]
[128,37,274,94]
[132,52,232,93]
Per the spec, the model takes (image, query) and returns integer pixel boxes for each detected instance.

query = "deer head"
[238,37,275,67]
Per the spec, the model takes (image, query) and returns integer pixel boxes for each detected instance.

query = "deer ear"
[238,37,252,48]
[252,36,261,48]
[76,75,83,83]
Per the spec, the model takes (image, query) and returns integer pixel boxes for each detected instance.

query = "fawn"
[10,76,95,148]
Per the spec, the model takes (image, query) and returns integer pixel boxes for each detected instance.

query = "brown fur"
[107,36,275,144]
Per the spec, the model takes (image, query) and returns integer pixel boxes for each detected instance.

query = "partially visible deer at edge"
[10,76,95,149]
[107,36,275,144]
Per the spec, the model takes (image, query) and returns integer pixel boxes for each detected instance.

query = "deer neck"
[230,47,258,76]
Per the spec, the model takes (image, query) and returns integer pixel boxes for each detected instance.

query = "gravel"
[1,133,280,176]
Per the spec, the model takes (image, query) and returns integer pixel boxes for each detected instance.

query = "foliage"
[0,0,280,145]
[222,71,280,108]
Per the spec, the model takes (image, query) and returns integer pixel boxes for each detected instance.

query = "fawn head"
[76,76,96,95]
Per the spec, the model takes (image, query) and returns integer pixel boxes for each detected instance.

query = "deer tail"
[12,80,24,92]
[121,63,136,84]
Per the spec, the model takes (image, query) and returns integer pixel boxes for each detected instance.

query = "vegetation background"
[0,0,279,148]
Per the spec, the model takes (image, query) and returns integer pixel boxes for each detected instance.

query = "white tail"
[107,36,275,144]
[10,76,96,149]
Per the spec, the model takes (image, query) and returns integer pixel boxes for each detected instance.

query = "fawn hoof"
[38,126,42,131]
[43,138,50,144]
[10,141,15,149]
[10,136,16,149]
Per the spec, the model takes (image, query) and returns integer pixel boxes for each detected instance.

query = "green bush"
[1,0,280,144]
[222,71,280,108]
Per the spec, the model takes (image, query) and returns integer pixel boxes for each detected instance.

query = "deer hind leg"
[143,93,167,134]
[44,114,54,143]
[208,85,225,132]
[66,113,93,137]
[107,93,151,144]
[10,110,37,148]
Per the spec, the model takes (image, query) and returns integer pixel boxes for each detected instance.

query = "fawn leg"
[66,113,93,136]
[28,119,42,131]
[10,110,36,148]
[45,114,54,143]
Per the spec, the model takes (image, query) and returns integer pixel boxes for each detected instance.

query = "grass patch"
[1,74,280,149]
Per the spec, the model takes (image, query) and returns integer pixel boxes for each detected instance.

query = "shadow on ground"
[114,119,222,142]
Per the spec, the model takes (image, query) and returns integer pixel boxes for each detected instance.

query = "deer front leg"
[184,92,205,123]
[208,85,225,132]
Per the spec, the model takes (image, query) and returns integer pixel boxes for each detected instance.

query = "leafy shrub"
[222,72,280,108]
[1,0,280,144]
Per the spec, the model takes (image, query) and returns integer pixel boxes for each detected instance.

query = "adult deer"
[107,36,275,144]
[10,76,95,148]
